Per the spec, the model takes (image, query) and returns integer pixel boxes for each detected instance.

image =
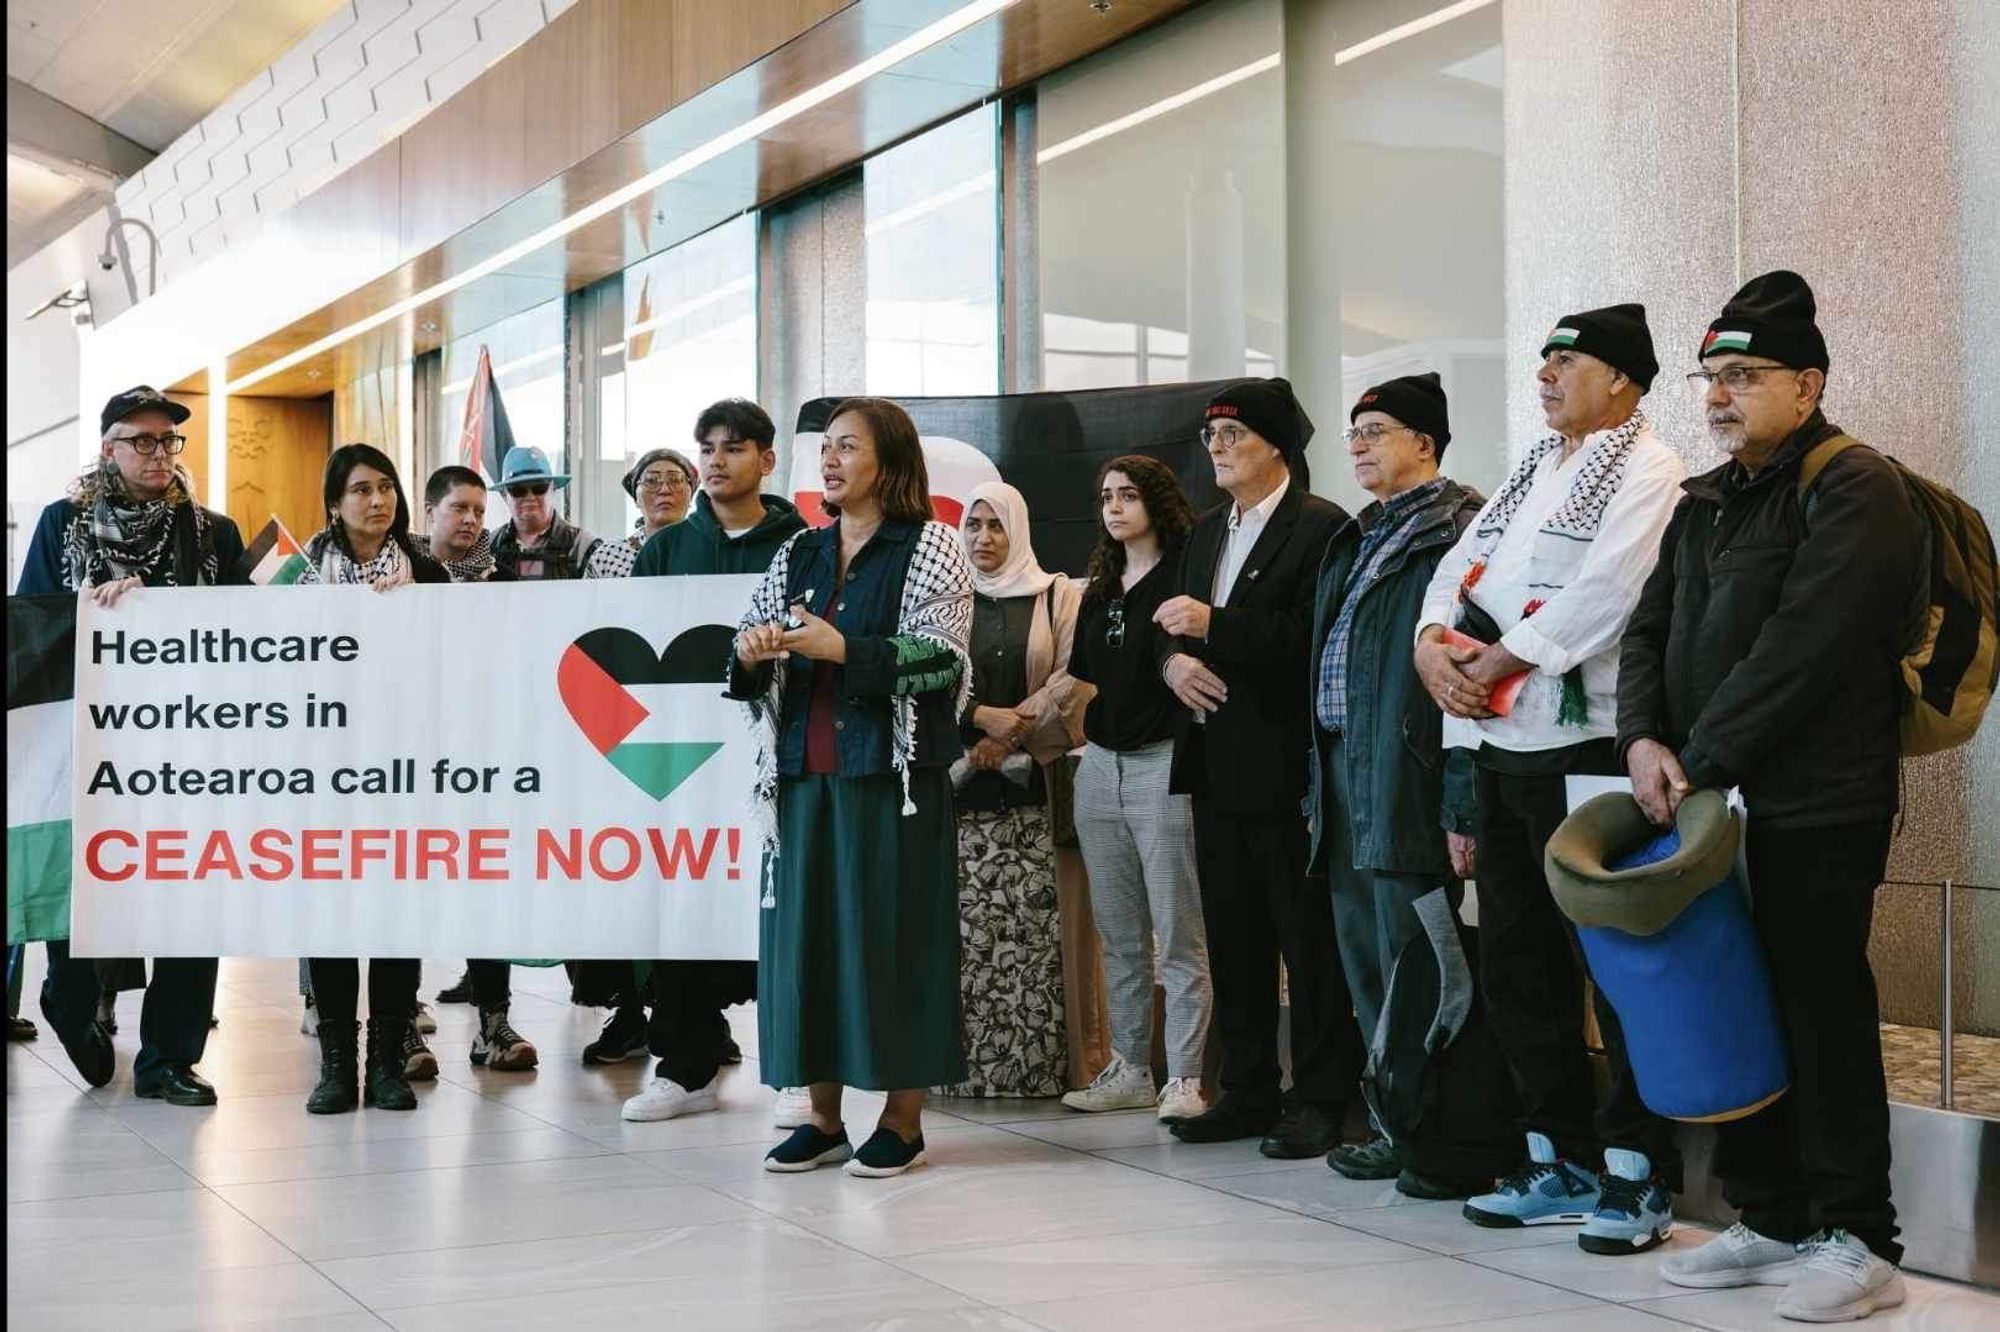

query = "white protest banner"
[69,577,761,958]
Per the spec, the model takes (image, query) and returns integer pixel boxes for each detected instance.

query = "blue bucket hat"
[494,445,570,492]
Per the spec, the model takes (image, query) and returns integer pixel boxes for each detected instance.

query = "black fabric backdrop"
[797,381,1313,576]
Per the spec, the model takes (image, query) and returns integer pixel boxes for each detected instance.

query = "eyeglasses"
[113,432,187,456]
[506,483,551,498]
[637,472,692,494]
[1200,423,1252,452]
[1685,365,1799,392]
[1342,423,1412,446]
[1105,598,1126,648]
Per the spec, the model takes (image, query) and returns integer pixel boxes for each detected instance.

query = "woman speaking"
[730,398,973,1178]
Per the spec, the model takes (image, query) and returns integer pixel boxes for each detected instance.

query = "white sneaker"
[1662,1222,1803,1289]
[772,1087,814,1130]
[1775,1230,1906,1323]
[622,1076,720,1122]
[413,1002,437,1034]
[1060,1055,1156,1113]
[1156,1076,1206,1124]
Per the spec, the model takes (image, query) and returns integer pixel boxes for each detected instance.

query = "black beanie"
[1205,377,1315,457]
[1351,371,1450,451]
[1699,270,1829,372]
[1540,303,1659,390]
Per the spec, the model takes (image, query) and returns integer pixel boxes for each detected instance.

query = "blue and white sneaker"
[1463,1131,1600,1228]
[1578,1148,1673,1254]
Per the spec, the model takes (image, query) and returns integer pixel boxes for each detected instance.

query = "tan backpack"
[1799,435,1999,755]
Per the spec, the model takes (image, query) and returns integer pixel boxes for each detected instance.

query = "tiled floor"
[8,957,1997,1332]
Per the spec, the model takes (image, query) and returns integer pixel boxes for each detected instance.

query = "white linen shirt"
[1416,417,1684,754]
[1212,473,1290,608]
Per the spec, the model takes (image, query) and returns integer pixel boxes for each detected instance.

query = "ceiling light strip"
[1037,52,1282,164]
[1332,0,1498,65]
[227,0,1018,393]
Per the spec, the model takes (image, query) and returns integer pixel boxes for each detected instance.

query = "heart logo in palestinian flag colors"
[557,625,737,800]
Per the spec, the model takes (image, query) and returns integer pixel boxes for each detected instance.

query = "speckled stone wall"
[1503,0,1998,1036]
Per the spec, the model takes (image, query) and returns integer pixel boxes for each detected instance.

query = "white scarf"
[964,480,1057,600]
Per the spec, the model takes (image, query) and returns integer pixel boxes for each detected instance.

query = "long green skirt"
[758,769,966,1091]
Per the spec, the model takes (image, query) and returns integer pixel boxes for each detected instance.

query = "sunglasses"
[506,483,551,498]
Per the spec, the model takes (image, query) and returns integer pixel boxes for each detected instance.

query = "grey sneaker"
[1775,1230,1905,1323]
[1662,1222,1799,1288]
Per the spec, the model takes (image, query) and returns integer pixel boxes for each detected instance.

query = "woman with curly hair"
[1059,455,1212,1124]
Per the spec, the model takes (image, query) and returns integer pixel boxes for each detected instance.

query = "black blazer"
[1160,481,1348,814]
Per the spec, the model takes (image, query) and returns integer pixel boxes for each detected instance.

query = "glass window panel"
[615,214,758,535]
[1331,0,1506,501]
[1038,0,1284,390]
[436,298,567,531]
[864,106,999,396]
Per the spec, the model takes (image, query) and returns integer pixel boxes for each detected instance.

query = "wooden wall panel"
[519,0,622,188]
[227,395,332,545]
[332,366,401,454]
[166,391,210,508]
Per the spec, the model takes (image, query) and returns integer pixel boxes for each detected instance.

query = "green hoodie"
[632,490,807,578]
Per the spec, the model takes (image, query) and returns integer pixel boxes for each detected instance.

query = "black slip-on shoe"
[764,1124,852,1173]
[845,1128,927,1178]
[133,1065,217,1106]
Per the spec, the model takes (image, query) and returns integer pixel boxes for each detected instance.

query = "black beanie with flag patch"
[1205,377,1315,456]
[1699,269,1830,372]
[1351,371,1450,453]
[1540,303,1659,390]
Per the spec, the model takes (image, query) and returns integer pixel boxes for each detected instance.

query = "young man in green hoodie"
[623,398,809,1124]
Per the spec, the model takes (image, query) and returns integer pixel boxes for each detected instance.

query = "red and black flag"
[457,345,519,483]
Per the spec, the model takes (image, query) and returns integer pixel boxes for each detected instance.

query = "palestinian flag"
[457,344,519,483]
[1702,328,1754,355]
[1544,326,1581,348]
[8,595,74,943]
[238,516,311,585]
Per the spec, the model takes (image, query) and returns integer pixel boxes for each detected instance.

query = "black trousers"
[567,960,642,1010]
[308,959,419,1028]
[1716,817,1900,1263]
[1472,763,1678,1181]
[1193,802,1361,1111]
[42,942,215,1084]
[647,960,756,1090]
[467,959,511,1012]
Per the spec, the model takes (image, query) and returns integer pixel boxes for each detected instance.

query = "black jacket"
[1307,479,1483,876]
[1160,482,1348,814]
[1617,412,1920,829]
[19,498,246,594]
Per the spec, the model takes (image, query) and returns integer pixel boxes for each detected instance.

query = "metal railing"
[1881,877,1997,1113]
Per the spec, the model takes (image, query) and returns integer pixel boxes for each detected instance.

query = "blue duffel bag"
[1544,790,1788,1123]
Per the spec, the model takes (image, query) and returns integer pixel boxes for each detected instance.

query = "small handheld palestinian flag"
[238,516,311,585]
[8,596,75,943]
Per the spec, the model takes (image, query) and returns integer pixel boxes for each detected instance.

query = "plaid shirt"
[1316,478,1449,732]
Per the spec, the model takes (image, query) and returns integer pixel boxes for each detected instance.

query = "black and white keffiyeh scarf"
[60,460,215,590]
[1470,409,1649,554]
[299,530,411,586]
[439,530,499,582]
[737,521,974,903]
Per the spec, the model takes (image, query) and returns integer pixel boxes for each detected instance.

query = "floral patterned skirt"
[936,802,1068,1098]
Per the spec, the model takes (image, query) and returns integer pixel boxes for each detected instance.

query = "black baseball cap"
[101,385,191,436]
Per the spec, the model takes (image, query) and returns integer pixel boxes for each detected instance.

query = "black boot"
[365,1017,418,1111]
[306,1021,359,1115]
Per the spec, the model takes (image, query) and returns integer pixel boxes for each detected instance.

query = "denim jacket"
[727,518,964,778]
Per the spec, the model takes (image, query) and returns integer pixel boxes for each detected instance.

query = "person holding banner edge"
[296,443,447,1114]
[18,385,246,1105]
[729,397,973,1178]
[411,464,540,1075]
[622,399,809,1126]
